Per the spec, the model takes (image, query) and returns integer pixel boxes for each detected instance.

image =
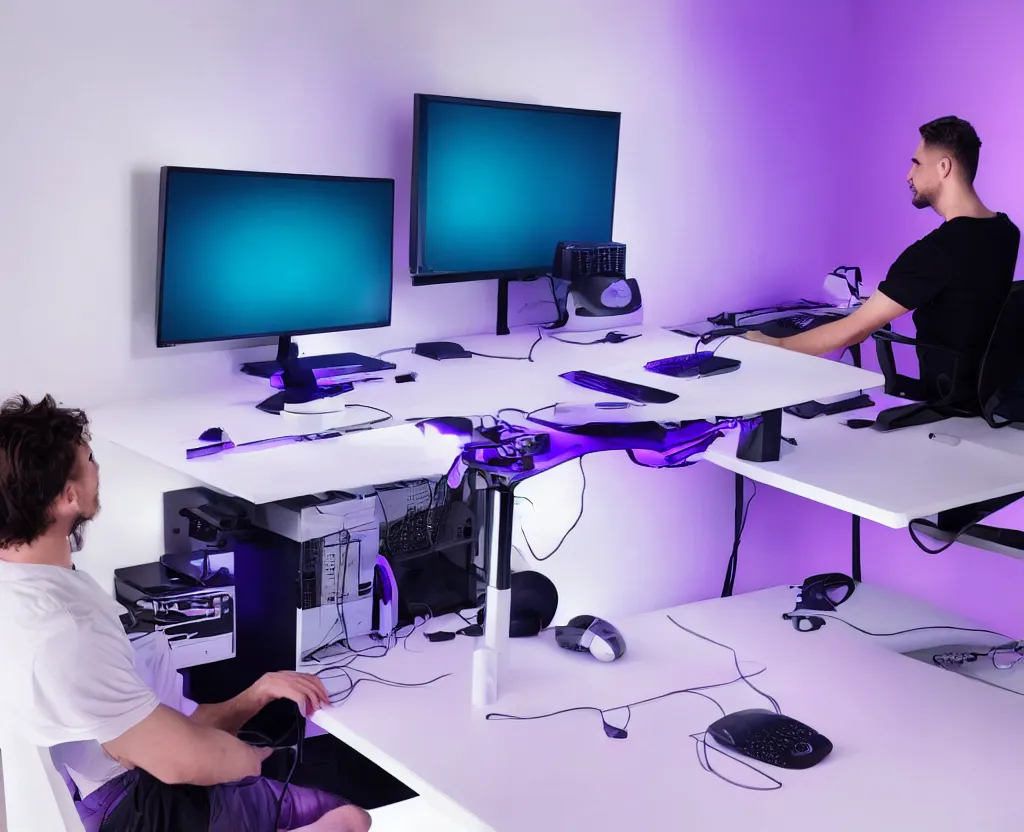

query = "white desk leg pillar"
[472,481,514,708]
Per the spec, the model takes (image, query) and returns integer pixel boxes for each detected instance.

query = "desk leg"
[473,481,514,707]
[851,515,862,582]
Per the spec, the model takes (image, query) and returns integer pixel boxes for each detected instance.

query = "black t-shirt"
[877,212,1020,405]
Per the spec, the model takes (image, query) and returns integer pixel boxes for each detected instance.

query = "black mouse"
[706,709,832,769]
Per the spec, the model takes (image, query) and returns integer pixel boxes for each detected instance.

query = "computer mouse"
[706,708,832,769]
[554,615,626,662]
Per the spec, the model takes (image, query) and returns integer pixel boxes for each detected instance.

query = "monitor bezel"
[156,165,396,348]
[409,94,621,287]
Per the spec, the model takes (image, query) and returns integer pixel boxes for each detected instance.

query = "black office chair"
[977,280,1024,427]
[891,282,1024,554]
[867,281,1024,432]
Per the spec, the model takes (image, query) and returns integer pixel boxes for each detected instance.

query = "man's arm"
[190,671,331,735]
[103,704,270,786]
[746,291,909,356]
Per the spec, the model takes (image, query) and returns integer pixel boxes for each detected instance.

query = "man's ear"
[59,481,80,514]
[938,156,953,179]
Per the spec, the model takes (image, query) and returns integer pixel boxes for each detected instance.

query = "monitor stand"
[255,358,353,415]
[240,335,396,379]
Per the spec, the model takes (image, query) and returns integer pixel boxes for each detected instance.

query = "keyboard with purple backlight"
[645,353,741,379]
[559,370,679,404]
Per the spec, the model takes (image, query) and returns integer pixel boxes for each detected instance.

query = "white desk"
[704,397,1024,529]
[90,325,881,705]
[311,584,1024,832]
[89,326,881,505]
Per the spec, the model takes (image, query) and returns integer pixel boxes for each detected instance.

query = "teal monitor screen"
[157,167,394,346]
[410,95,620,284]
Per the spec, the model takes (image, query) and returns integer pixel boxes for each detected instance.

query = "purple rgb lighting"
[418,415,757,489]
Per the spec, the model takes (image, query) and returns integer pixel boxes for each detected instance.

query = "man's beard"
[911,190,931,210]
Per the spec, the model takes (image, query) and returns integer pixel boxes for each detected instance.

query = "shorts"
[74,761,350,832]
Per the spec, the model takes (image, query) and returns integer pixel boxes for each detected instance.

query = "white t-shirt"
[0,561,197,798]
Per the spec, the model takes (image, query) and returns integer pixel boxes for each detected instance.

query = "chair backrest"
[978,281,1024,426]
[0,730,84,832]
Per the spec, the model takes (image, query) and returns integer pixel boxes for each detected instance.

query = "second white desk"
[311,584,1024,832]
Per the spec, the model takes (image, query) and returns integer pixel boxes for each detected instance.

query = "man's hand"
[744,331,784,348]
[253,671,332,717]
[191,671,333,734]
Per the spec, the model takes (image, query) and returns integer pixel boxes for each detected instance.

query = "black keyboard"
[559,370,679,404]
[757,313,840,338]
[699,312,842,344]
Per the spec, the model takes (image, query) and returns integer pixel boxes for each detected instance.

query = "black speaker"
[736,409,782,462]
[477,571,559,637]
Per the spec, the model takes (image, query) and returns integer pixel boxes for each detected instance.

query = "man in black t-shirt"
[748,116,1020,406]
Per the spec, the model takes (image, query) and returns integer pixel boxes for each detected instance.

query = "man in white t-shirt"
[0,395,372,832]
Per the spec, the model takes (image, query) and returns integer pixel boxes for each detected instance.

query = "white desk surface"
[704,396,1024,528]
[89,326,880,504]
[312,584,1024,832]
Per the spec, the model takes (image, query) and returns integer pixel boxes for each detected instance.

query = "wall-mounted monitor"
[410,95,621,286]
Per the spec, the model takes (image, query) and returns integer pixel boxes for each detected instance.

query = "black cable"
[907,517,973,555]
[320,667,452,705]
[801,613,1013,643]
[485,666,768,733]
[273,706,304,830]
[341,403,394,428]
[375,347,414,359]
[548,332,641,346]
[520,457,586,562]
[721,480,757,597]
[690,731,782,791]
[399,604,434,650]
[469,328,543,362]
[666,614,781,715]
[694,334,735,356]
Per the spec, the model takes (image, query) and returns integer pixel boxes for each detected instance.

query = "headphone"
[426,571,559,642]
[477,571,559,637]
[781,572,856,632]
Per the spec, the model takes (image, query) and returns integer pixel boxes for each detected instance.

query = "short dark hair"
[0,395,90,548]
[919,116,982,183]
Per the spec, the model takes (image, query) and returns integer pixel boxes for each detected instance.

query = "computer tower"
[165,488,379,707]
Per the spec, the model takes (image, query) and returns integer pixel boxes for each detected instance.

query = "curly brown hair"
[0,395,91,548]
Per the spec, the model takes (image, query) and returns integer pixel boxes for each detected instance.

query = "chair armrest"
[871,328,919,347]
[871,325,970,402]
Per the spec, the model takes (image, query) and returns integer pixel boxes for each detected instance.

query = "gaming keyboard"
[645,352,712,378]
[559,370,679,404]
[699,312,841,344]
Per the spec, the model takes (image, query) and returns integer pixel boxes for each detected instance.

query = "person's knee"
[334,804,372,832]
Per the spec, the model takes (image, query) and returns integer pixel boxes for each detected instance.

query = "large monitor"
[409,95,620,286]
[157,166,394,358]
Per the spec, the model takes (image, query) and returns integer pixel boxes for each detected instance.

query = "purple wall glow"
[837,1,1024,637]
[845,1,1024,294]
[650,0,858,325]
